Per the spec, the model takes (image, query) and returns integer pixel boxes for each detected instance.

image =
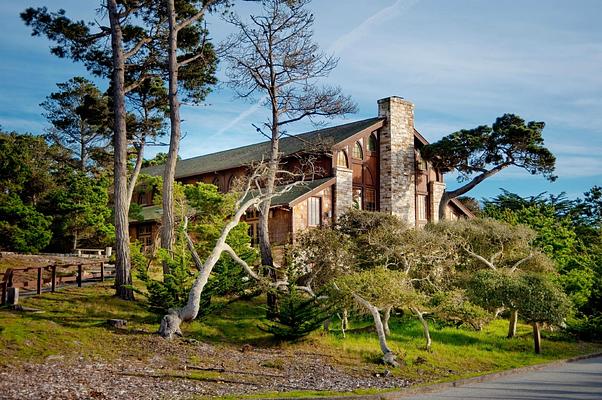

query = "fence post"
[100,262,105,282]
[51,265,57,292]
[77,264,83,287]
[37,267,42,295]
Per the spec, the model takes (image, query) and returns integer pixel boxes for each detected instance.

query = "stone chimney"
[378,96,416,224]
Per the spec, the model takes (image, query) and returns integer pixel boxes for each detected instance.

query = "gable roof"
[142,118,384,179]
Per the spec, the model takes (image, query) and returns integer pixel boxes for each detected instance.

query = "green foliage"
[0,194,52,253]
[40,76,110,171]
[483,188,601,317]
[466,269,519,312]
[260,287,334,340]
[137,246,197,315]
[335,268,418,312]
[422,113,556,183]
[431,290,491,330]
[136,181,257,315]
[515,273,571,325]
[43,171,114,251]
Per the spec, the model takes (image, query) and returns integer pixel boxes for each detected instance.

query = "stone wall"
[378,96,416,224]
[429,181,446,223]
[334,167,353,219]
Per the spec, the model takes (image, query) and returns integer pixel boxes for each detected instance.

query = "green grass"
[1,283,600,398]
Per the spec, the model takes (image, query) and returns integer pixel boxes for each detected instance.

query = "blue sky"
[1,0,601,201]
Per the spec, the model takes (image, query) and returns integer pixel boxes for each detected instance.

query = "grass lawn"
[1,281,600,398]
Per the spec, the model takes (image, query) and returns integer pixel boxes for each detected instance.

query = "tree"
[431,218,553,338]
[160,0,221,275]
[23,1,164,299]
[44,172,114,251]
[421,114,556,219]
[515,273,570,353]
[158,164,305,338]
[0,194,52,253]
[223,0,357,314]
[41,77,111,172]
[335,268,417,366]
[0,131,61,252]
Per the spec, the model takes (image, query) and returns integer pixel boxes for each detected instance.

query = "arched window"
[352,141,363,159]
[336,150,348,168]
[367,134,377,152]
[212,176,222,192]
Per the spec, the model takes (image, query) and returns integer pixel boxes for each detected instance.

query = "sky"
[1,0,601,201]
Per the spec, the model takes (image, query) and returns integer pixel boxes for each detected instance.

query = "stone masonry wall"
[334,166,353,219]
[378,97,416,224]
[429,181,446,223]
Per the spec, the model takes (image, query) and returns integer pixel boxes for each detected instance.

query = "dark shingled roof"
[267,177,335,207]
[131,177,335,222]
[142,118,384,179]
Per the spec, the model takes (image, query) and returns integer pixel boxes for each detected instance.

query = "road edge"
[261,351,602,400]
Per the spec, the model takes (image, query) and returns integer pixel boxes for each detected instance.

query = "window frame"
[307,196,322,227]
[336,150,349,168]
[352,141,363,160]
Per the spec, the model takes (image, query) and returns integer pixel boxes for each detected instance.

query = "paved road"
[396,356,602,399]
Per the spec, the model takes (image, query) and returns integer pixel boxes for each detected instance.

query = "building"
[130,96,473,249]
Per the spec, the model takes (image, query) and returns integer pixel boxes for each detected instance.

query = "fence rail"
[1,260,115,305]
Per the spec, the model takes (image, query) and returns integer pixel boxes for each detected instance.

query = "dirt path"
[0,339,409,399]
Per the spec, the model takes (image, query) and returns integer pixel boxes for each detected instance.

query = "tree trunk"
[352,295,398,366]
[532,322,541,354]
[412,307,432,351]
[438,164,511,220]
[161,0,182,276]
[438,192,450,220]
[159,197,259,338]
[507,309,518,339]
[383,306,392,337]
[126,139,145,207]
[342,308,349,331]
[108,0,134,301]
[260,100,280,318]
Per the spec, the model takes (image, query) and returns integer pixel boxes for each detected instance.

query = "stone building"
[130,96,472,249]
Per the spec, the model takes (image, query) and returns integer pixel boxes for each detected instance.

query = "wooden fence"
[0,261,115,305]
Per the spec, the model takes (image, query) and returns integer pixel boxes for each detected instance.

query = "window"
[352,141,363,159]
[367,134,377,152]
[308,197,322,226]
[365,189,376,211]
[212,177,222,191]
[417,195,428,221]
[137,224,152,236]
[137,192,146,205]
[336,151,348,168]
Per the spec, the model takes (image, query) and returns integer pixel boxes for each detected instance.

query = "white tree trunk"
[158,197,259,338]
[352,295,398,366]
[412,307,432,351]
[383,306,393,337]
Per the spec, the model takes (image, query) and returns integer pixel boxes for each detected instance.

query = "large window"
[352,141,363,159]
[337,150,348,168]
[365,189,376,211]
[308,197,322,226]
[367,134,377,152]
[417,195,428,221]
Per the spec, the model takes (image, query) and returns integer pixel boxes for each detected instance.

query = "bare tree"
[158,163,307,338]
[223,0,356,314]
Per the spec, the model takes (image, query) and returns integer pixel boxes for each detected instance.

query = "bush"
[259,287,334,340]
